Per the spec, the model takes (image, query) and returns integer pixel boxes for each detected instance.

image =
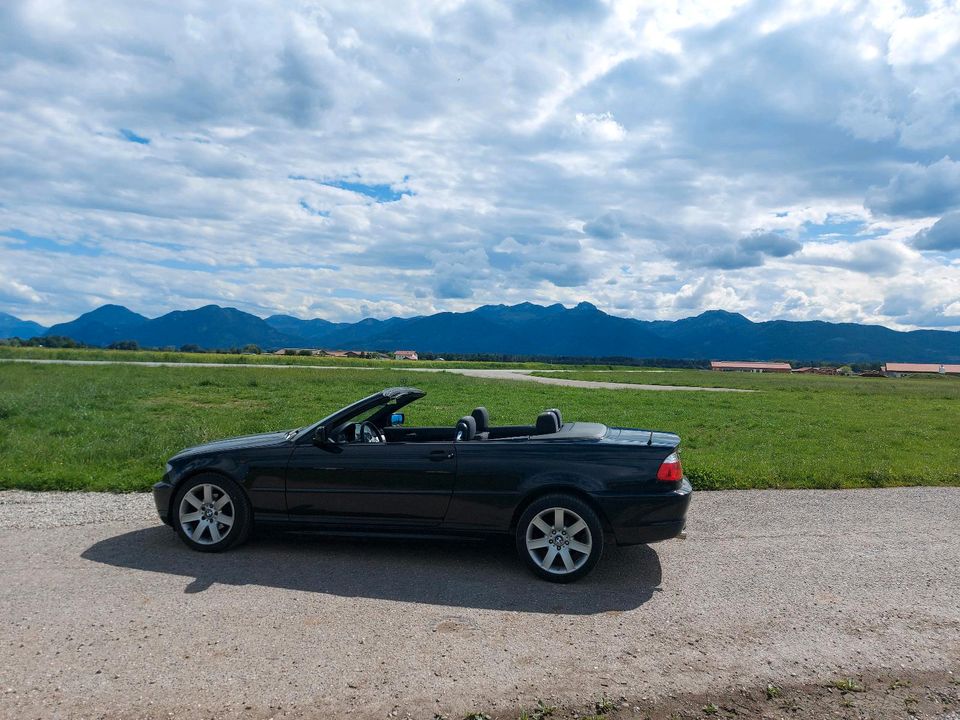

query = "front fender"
[154,454,248,525]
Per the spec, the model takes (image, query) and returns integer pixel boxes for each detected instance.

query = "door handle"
[427,450,455,461]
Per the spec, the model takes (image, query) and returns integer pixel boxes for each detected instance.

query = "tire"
[515,493,604,583]
[172,474,252,553]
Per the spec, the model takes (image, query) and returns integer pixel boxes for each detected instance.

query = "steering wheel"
[358,420,385,443]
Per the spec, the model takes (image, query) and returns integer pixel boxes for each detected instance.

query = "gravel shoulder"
[0,487,958,719]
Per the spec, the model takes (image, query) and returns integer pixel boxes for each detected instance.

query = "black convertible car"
[154,387,692,582]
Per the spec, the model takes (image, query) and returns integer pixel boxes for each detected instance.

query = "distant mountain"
[12,301,959,362]
[264,314,341,345]
[131,306,295,349]
[40,304,295,349]
[46,304,148,346]
[260,302,667,356]
[0,312,47,339]
[648,310,960,363]
[264,302,960,362]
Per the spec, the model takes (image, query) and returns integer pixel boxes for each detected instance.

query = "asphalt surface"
[0,487,957,719]
[0,358,751,392]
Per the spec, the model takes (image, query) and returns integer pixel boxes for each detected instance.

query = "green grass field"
[1,356,958,492]
[0,345,574,370]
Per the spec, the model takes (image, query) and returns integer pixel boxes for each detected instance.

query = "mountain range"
[4,302,960,363]
[0,312,46,339]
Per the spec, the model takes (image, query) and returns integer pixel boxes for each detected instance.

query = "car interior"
[339,405,566,444]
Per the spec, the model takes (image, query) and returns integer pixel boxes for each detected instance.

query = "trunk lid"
[604,427,681,449]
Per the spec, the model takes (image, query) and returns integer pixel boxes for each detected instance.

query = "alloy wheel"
[525,506,593,574]
[177,483,235,545]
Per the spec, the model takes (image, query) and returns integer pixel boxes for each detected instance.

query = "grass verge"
[1,362,958,491]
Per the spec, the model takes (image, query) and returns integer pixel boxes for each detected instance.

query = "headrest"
[455,415,477,441]
[535,411,560,435]
[547,407,563,427]
[471,406,490,432]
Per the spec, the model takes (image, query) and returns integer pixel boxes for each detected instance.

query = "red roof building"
[883,362,960,374]
[710,360,792,373]
[394,350,419,360]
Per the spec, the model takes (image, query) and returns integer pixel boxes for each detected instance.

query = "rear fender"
[510,478,613,533]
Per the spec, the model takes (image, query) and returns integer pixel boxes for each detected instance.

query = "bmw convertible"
[154,387,692,582]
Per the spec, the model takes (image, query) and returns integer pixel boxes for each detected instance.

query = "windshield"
[296,387,425,440]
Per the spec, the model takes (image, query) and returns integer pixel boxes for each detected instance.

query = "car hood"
[169,430,291,460]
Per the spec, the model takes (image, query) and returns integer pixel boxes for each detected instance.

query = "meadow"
[1,356,958,492]
[0,345,572,370]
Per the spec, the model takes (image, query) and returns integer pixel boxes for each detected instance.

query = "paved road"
[409,367,753,391]
[0,358,751,392]
[0,488,956,719]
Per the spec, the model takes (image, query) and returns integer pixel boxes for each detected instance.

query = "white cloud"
[887,4,960,66]
[0,0,959,330]
[572,112,626,142]
[0,276,42,305]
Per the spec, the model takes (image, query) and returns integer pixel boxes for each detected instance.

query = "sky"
[1,0,959,330]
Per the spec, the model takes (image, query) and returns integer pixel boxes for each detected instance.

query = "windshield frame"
[293,387,426,444]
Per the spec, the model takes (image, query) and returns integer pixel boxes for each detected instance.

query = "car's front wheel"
[172,474,251,552]
[515,493,604,582]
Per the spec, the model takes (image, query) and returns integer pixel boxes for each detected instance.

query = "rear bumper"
[153,481,174,525]
[596,477,692,546]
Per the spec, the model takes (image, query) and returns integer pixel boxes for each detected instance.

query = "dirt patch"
[44,669,960,719]
[495,669,960,720]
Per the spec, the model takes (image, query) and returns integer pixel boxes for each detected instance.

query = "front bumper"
[596,477,693,546]
[153,480,174,525]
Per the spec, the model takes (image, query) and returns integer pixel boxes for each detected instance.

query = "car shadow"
[81,526,663,614]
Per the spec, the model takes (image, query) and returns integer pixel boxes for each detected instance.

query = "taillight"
[657,451,683,482]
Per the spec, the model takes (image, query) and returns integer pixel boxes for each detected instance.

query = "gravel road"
[0,488,957,719]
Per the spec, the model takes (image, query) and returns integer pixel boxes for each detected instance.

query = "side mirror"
[312,426,328,447]
[390,412,405,426]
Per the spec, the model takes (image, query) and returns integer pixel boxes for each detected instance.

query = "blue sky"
[1,0,959,329]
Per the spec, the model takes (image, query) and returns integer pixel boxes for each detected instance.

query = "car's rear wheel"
[515,493,603,582]
[173,474,251,552]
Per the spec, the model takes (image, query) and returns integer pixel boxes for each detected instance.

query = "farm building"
[710,360,792,373]
[319,350,365,358]
[883,362,960,376]
[394,350,419,360]
[273,348,365,357]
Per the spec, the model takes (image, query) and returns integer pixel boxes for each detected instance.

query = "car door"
[285,440,457,526]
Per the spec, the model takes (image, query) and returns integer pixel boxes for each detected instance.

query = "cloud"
[527,261,591,287]
[697,247,764,270]
[878,280,960,328]
[865,156,960,218]
[683,231,802,270]
[273,43,333,128]
[434,277,472,299]
[0,276,42,305]
[571,112,626,142]
[835,94,897,142]
[582,211,624,240]
[738,232,802,258]
[912,212,960,252]
[0,0,959,330]
[672,276,743,311]
[795,238,914,276]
